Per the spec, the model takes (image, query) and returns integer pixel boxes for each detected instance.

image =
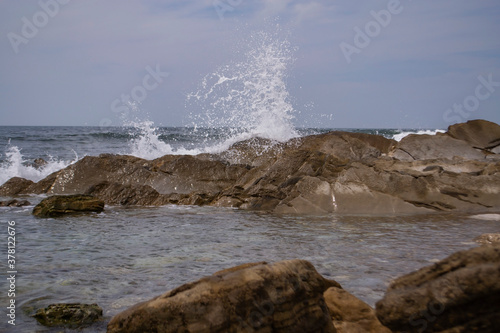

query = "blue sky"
[0,0,499,129]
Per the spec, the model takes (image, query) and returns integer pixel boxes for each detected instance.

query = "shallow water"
[1,200,499,332]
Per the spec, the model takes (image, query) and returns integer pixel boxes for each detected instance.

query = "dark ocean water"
[2,125,498,333]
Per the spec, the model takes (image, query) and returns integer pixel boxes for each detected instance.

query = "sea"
[1,124,500,332]
[1,31,499,332]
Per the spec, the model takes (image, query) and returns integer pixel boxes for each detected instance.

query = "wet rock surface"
[33,303,103,328]
[0,199,31,207]
[32,194,105,217]
[0,177,34,196]
[375,245,500,333]
[2,119,499,214]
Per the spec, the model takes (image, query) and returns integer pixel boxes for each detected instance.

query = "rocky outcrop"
[33,303,103,328]
[32,195,105,217]
[0,177,34,196]
[447,119,500,151]
[107,260,339,333]
[475,233,500,245]
[389,133,487,161]
[2,120,500,214]
[325,287,391,333]
[375,245,500,333]
[0,199,30,207]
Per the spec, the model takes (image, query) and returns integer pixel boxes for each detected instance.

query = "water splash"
[392,129,445,142]
[0,143,77,186]
[187,29,298,152]
[127,120,203,159]
[126,29,300,158]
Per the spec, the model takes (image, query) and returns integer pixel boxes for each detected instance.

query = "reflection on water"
[1,203,499,332]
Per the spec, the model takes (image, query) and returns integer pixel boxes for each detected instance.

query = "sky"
[0,0,499,129]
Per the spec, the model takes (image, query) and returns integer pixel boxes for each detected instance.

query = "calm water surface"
[1,200,499,332]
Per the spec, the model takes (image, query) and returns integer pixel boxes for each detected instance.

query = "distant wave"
[392,129,445,142]
[0,144,78,186]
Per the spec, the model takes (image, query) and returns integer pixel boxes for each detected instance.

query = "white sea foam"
[392,129,445,142]
[0,144,77,186]
[127,120,203,159]
[468,214,500,221]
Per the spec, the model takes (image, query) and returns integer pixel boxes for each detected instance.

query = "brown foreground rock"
[2,119,500,214]
[325,287,391,333]
[32,194,104,217]
[375,245,500,333]
[107,260,340,333]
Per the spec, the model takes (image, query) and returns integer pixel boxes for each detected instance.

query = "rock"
[298,131,395,162]
[375,245,500,333]
[33,303,103,328]
[447,119,500,151]
[332,159,500,213]
[215,137,287,166]
[324,287,391,333]
[274,176,337,214]
[33,158,48,169]
[107,260,339,333]
[474,233,500,245]
[85,181,168,206]
[150,154,249,194]
[0,199,31,207]
[0,177,34,196]
[7,120,500,214]
[390,133,486,161]
[32,195,104,217]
